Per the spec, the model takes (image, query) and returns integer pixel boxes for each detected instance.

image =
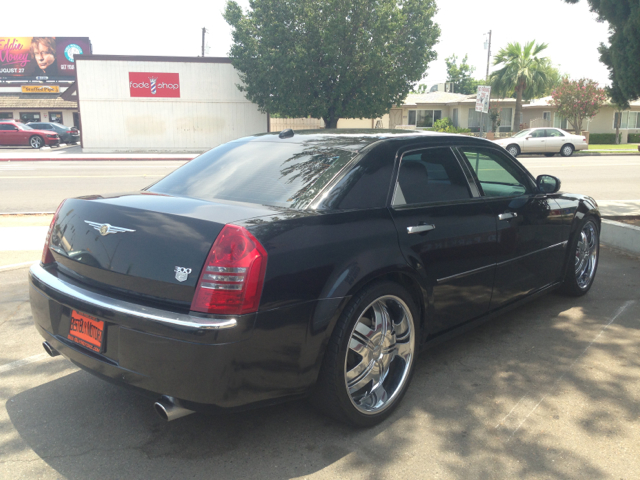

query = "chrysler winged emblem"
[174,266,192,282]
[84,220,136,236]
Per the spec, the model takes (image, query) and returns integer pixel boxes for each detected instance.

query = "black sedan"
[29,130,600,427]
[27,122,80,144]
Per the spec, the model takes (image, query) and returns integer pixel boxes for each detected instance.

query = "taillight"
[191,225,268,315]
[66,130,72,134]
[42,200,65,265]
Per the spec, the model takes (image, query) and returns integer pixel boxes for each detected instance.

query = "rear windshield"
[148,140,358,209]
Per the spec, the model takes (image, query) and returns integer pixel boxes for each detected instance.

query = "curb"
[601,219,640,257]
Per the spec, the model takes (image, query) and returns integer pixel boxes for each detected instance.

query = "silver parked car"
[494,128,588,157]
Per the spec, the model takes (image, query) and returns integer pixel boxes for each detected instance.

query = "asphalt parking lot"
[0,246,638,479]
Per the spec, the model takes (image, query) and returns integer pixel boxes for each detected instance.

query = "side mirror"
[525,135,532,140]
[536,175,561,194]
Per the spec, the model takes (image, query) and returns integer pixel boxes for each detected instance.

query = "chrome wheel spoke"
[346,360,376,394]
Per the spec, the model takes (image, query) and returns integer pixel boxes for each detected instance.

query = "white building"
[74,55,269,153]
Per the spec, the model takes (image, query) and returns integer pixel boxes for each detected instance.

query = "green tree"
[563,0,639,106]
[489,41,551,129]
[224,0,440,128]
[445,54,481,94]
[550,78,607,133]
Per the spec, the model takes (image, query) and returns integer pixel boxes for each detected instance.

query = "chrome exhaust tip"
[43,341,60,357]
[154,395,194,422]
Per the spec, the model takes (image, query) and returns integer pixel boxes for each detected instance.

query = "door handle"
[498,212,518,221]
[407,224,436,234]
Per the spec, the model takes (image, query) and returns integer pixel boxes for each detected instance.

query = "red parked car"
[0,121,60,148]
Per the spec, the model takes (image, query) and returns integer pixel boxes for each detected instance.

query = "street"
[1,248,638,479]
[0,155,638,213]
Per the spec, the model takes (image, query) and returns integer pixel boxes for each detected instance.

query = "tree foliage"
[489,41,552,128]
[445,54,481,95]
[224,0,440,128]
[563,0,639,107]
[550,78,607,133]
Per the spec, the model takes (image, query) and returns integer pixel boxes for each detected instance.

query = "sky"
[2,0,612,89]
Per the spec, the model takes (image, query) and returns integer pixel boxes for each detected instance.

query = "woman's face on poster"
[32,41,55,70]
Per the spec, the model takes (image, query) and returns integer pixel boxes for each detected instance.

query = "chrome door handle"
[407,224,436,234]
[498,212,518,221]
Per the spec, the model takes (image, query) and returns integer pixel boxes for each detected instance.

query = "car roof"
[233,129,495,150]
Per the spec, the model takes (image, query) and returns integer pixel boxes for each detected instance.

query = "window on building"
[613,111,640,129]
[20,112,41,123]
[467,108,491,132]
[452,108,459,127]
[407,109,442,128]
[543,111,551,121]
[499,108,513,132]
[0,112,13,120]
[49,112,63,123]
[553,114,568,129]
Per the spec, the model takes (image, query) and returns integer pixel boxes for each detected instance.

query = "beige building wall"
[76,57,268,153]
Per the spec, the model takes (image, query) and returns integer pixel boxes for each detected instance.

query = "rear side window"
[458,148,532,197]
[148,140,357,209]
[393,147,472,206]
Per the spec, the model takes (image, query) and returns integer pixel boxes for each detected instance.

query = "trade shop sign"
[129,72,180,98]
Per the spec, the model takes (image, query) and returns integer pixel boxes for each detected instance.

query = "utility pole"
[201,27,208,57]
[484,30,492,82]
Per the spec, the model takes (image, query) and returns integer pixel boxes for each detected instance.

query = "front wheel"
[312,281,417,427]
[560,144,574,157]
[561,216,599,296]
[29,135,43,149]
[506,144,520,157]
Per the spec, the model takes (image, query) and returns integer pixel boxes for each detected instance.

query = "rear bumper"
[29,264,345,409]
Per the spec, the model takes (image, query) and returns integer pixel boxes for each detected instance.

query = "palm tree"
[490,41,551,130]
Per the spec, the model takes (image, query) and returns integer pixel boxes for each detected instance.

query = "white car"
[493,127,588,157]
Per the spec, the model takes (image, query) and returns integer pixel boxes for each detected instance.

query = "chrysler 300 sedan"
[29,130,600,427]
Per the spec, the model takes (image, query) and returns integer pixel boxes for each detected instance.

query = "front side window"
[393,147,471,206]
[459,148,531,198]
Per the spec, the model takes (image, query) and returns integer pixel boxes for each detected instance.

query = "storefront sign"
[129,72,181,98]
[21,85,60,93]
[0,37,91,79]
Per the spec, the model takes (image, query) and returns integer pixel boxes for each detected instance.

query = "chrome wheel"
[30,136,43,149]
[575,221,598,289]
[344,295,415,415]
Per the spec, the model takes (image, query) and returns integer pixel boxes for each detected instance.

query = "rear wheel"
[312,281,417,427]
[29,135,43,149]
[506,144,520,157]
[560,144,574,157]
[561,216,599,296]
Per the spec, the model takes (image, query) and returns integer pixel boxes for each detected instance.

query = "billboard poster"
[475,86,491,113]
[129,72,181,98]
[0,37,91,79]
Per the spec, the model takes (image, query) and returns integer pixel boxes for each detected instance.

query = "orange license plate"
[68,310,105,353]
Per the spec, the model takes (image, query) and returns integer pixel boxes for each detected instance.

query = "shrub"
[588,133,620,144]
[433,117,471,134]
[628,133,640,143]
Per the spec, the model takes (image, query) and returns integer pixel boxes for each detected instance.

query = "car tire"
[544,153,556,157]
[560,144,574,157]
[311,281,418,427]
[29,135,43,149]
[506,144,520,157]
[561,215,599,297]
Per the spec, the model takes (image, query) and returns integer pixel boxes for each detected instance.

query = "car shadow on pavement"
[4,248,640,479]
